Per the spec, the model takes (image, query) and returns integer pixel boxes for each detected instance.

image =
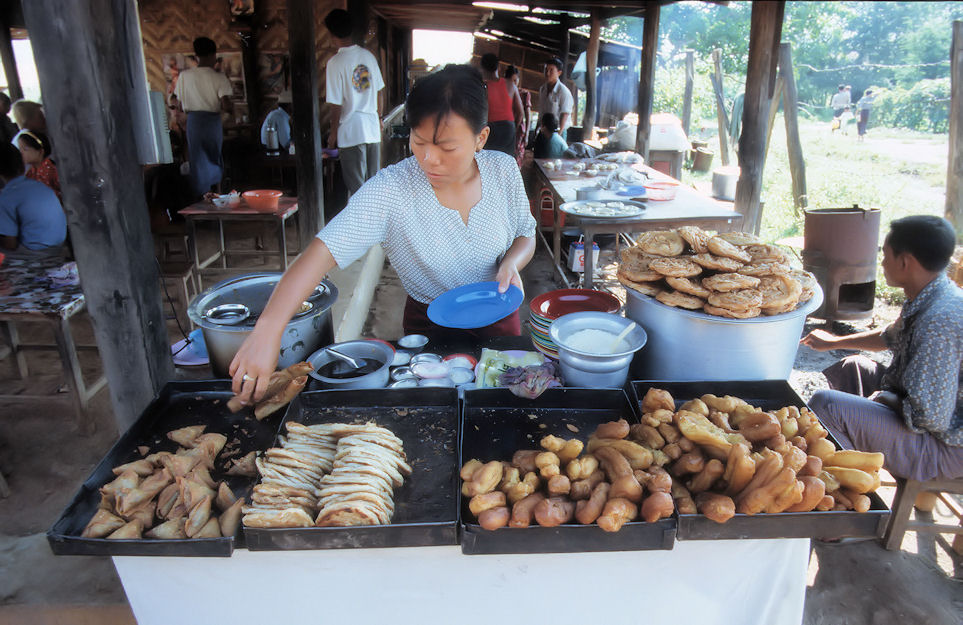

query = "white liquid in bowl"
[563,328,627,354]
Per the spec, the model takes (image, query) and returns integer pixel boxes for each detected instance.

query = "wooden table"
[533,158,744,288]
[179,196,300,287]
[0,259,107,435]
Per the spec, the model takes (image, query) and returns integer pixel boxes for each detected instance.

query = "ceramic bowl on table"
[242,189,283,212]
[211,193,241,209]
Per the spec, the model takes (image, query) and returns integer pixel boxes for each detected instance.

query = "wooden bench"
[882,476,963,553]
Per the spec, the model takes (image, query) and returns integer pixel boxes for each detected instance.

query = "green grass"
[681,118,949,304]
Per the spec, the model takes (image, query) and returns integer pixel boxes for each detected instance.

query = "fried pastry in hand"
[707,236,752,263]
[656,290,705,310]
[649,256,702,277]
[636,231,685,257]
[665,276,711,298]
[702,273,761,293]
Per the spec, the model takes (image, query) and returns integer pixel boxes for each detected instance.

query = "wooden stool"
[882,476,963,553]
[159,261,198,329]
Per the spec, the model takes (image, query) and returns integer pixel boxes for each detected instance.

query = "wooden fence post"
[22,0,174,432]
[711,49,730,166]
[635,1,660,161]
[583,10,601,139]
[764,75,783,159]
[682,50,694,137]
[779,43,807,213]
[947,20,963,240]
[734,0,785,234]
[288,0,325,247]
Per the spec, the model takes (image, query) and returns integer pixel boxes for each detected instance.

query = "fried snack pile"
[242,421,411,528]
[81,426,244,540]
[226,362,313,420]
[636,388,884,523]
[618,226,818,319]
[461,421,675,532]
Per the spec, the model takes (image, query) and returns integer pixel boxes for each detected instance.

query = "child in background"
[533,113,568,159]
[17,130,60,201]
[838,106,854,136]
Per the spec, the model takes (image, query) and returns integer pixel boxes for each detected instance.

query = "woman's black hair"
[885,215,956,272]
[18,130,51,158]
[193,37,216,57]
[540,112,558,133]
[480,53,499,73]
[504,65,519,79]
[0,142,24,179]
[405,64,488,141]
[324,9,353,39]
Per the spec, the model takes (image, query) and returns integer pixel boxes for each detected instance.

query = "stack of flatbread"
[617,226,818,319]
[242,421,411,528]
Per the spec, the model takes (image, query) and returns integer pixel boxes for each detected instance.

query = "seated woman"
[532,113,567,159]
[18,130,61,200]
[229,64,536,403]
[0,142,66,259]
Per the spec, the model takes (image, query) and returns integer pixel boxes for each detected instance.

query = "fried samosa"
[115,469,172,516]
[81,509,126,538]
[185,495,212,538]
[155,483,181,519]
[106,519,144,540]
[254,375,308,421]
[160,453,201,478]
[187,466,217,490]
[219,498,244,537]
[166,425,206,448]
[178,476,216,511]
[225,451,257,477]
[124,501,157,529]
[112,459,155,477]
[215,482,237,512]
[144,517,187,540]
[194,516,222,538]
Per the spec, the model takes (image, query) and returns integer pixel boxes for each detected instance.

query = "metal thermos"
[265,125,279,153]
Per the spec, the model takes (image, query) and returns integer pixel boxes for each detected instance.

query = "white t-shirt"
[174,67,232,113]
[325,45,384,147]
[317,150,536,303]
[538,80,574,128]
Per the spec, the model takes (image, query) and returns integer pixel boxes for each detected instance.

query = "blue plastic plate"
[617,185,647,197]
[427,281,524,329]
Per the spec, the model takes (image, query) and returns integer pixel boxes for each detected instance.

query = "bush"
[872,79,950,133]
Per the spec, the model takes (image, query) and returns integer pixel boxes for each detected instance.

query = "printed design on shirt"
[352,64,372,93]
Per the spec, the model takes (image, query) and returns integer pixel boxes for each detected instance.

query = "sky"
[0,39,42,102]
[411,29,475,67]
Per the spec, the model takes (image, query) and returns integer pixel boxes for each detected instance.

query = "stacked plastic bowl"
[528,289,621,359]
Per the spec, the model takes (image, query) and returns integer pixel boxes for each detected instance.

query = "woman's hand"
[799,329,837,351]
[229,327,282,405]
[496,259,523,295]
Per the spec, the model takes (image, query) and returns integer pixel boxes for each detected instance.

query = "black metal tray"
[627,380,891,541]
[243,387,459,550]
[460,388,676,555]
[47,380,281,557]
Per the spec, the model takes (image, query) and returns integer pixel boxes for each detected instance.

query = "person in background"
[174,36,233,197]
[11,99,47,151]
[228,65,535,403]
[0,142,66,260]
[17,130,60,201]
[0,93,19,145]
[830,84,850,119]
[837,106,854,136]
[504,65,530,167]
[538,57,573,138]
[801,216,962,482]
[856,89,877,142]
[260,89,293,151]
[324,9,384,195]
[533,112,567,159]
[479,53,523,157]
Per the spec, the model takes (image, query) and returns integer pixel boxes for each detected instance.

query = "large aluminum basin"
[625,285,823,381]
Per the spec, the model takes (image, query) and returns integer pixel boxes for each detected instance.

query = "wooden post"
[764,75,784,159]
[711,49,730,166]
[635,1,660,162]
[288,0,325,246]
[560,14,571,82]
[22,0,174,432]
[734,1,785,235]
[779,43,807,212]
[239,10,262,128]
[682,50,694,137]
[583,10,601,139]
[947,20,963,239]
[0,9,21,101]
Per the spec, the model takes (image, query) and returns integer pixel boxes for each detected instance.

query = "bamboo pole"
[947,20,963,240]
[779,43,807,212]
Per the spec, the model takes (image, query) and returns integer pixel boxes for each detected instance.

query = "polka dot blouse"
[318,149,536,304]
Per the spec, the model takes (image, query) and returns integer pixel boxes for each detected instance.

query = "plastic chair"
[882,476,963,553]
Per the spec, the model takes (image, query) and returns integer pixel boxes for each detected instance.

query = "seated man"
[0,142,66,259]
[260,90,292,151]
[801,215,962,482]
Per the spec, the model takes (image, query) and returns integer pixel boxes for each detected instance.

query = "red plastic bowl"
[644,181,680,201]
[242,189,283,212]
[529,288,621,321]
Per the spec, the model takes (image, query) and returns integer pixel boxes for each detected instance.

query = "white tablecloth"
[113,539,808,625]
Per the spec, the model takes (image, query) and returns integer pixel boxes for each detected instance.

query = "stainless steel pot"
[624,285,823,381]
[306,340,393,389]
[712,166,740,201]
[188,273,338,377]
[549,312,647,388]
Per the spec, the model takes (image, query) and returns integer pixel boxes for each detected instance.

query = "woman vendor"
[230,64,536,403]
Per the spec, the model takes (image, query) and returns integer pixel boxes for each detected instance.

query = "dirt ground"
[0,232,961,624]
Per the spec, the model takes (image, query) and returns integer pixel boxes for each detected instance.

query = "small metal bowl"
[388,379,418,389]
[391,351,412,367]
[410,352,442,365]
[448,366,475,385]
[418,377,454,388]
[398,334,428,351]
[390,366,416,382]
